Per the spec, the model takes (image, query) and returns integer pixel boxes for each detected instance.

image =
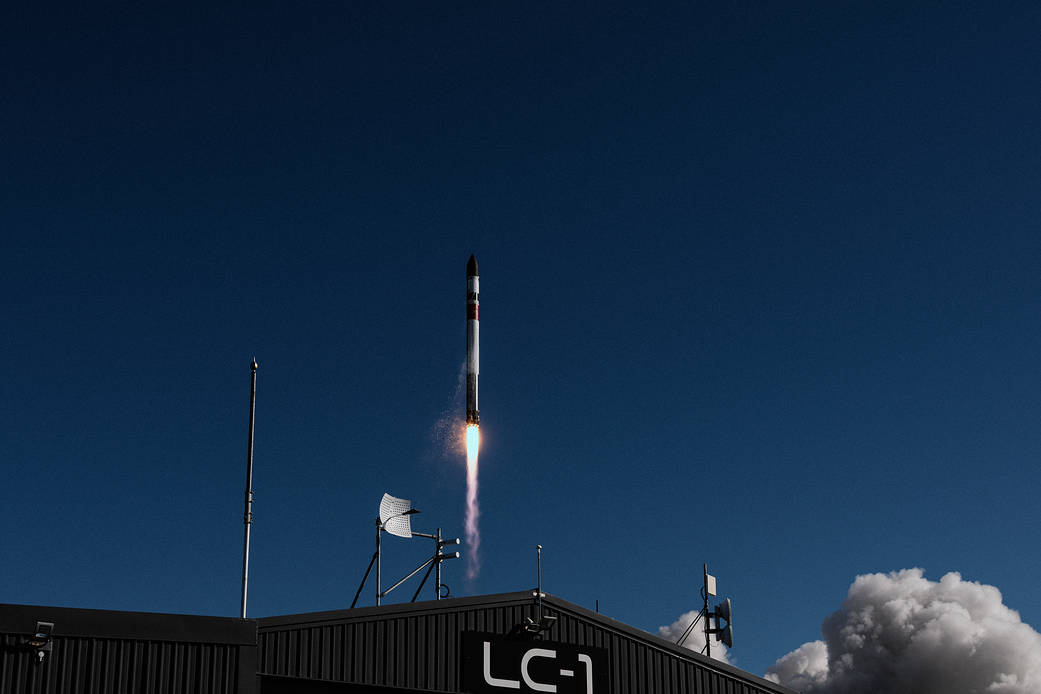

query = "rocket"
[466,254,479,425]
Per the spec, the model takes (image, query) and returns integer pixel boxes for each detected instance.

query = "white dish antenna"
[380,493,415,538]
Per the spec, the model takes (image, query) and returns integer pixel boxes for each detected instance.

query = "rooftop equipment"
[352,493,461,607]
[674,563,734,656]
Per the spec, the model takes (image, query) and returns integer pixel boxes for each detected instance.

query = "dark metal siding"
[261,603,532,691]
[257,595,790,694]
[1,634,245,694]
[0,604,257,694]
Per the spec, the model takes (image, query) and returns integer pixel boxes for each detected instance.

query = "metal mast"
[240,359,258,618]
[703,564,711,659]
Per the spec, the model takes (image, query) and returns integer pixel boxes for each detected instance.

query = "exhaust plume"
[766,568,1041,694]
[464,424,480,580]
[430,365,480,580]
[464,253,481,581]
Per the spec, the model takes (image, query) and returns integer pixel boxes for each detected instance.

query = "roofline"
[543,594,799,694]
[258,591,797,694]
[0,603,257,645]
[256,590,537,628]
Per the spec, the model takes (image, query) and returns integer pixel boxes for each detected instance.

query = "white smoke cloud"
[658,609,733,664]
[766,569,1041,694]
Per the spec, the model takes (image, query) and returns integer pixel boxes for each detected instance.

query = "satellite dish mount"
[351,493,461,607]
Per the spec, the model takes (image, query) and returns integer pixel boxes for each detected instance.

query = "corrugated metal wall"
[0,633,245,694]
[0,604,256,694]
[258,597,783,694]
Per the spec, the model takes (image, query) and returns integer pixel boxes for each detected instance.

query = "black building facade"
[0,603,256,694]
[2,593,795,694]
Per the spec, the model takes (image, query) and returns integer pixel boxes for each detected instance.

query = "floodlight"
[29,622,53,647]
[27,621,54,664]
[380,493,419,538]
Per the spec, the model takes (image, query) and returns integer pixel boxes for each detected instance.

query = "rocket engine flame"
[464,423,480,580]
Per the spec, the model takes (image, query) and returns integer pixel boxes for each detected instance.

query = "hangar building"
[1,592,795,694]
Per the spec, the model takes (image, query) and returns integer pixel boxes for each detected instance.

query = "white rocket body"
[466,255,479,425]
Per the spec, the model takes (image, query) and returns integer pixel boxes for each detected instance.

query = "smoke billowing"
[766,569,1041,694]
[658,609,732,664]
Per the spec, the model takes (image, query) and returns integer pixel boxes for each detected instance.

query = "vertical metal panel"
[256,597,789,694]
[0,634,244,694]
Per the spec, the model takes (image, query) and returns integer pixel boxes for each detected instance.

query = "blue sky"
[3,2,1040,677]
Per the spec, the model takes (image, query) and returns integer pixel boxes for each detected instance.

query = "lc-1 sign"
[461,632,608,694]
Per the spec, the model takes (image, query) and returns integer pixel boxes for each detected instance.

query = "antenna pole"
[351,549,378,608]
[435,528,442,600]
[240,359,258,619]
[376,519,383,606]
[537,545,543,622]
[703,564,711,659]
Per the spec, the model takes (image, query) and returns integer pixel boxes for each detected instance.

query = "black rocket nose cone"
[467,254,479,277]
